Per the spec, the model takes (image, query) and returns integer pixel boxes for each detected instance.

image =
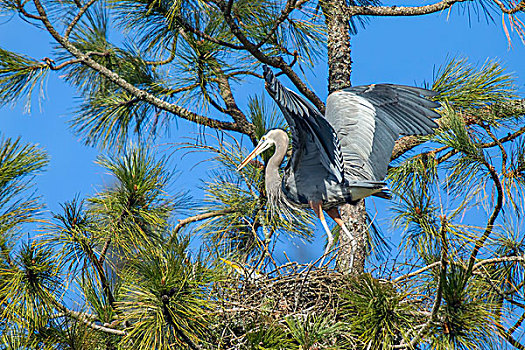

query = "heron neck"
[265,141,287,195]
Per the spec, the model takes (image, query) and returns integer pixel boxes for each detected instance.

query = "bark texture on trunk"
[321,0,353,92]
[337,201,368,274]
[321,0,369,275]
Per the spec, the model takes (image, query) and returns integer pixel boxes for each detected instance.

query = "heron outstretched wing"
[325,84,440,181]
[263,66,345,183]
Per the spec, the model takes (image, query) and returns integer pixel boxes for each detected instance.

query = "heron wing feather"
[264,66,345,182]
[325,84,439,181]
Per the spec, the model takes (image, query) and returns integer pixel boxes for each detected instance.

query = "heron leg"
[326,207,356,271]
[309,201,333,267]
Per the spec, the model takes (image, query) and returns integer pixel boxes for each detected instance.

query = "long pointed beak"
[237,139,271,171]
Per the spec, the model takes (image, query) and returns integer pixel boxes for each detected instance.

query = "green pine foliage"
[0,136,48,236]
[1,0,525,348]
[187,131,313,261]
[387,57,525,349]
[0,49,49,112]
[0,144,205,349]
[117,237,215,349]
[339,274,417,349]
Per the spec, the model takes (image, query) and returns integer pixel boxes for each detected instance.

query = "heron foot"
[319,230,334,267]
[310,201,334,267]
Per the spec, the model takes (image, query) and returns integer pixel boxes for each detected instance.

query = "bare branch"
[226,70,263,79]
[484,124,508,175]
[347,0,468,17]
[393,261,441,283]
[173,209,233,236]
[64,0,98,40]
[479,125,525,148]
[15,0,42,19]
[492,0,525,14]
[56,305,126,336]
[391,134,424,161]
[473,255,525,270]
[466,162,504,276]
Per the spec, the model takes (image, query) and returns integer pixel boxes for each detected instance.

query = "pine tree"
[1,0,525,348]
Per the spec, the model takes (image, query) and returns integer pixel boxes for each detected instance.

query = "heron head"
[236,133,275,171]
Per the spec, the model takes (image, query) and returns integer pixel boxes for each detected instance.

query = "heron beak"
[236,139,271,171]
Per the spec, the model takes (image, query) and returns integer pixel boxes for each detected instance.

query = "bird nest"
[214,263,349,322]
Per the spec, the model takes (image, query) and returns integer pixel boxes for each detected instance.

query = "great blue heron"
[237,66,440,266]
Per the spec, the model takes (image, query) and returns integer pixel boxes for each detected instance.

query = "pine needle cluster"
[1,0,525,347]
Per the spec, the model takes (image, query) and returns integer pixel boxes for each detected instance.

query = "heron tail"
[348,181,390,201]
[372,188,392,200]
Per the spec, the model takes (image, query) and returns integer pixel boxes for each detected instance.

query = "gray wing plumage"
[263,66,345,183]
[325,84,440,181]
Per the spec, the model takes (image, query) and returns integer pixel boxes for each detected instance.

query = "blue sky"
[1,5,525,263]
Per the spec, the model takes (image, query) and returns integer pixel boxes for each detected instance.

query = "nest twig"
[213,263,348,328]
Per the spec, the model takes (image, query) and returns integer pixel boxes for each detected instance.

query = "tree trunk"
[337,201,368,274]
[320,0,352,92]
[320,0,368,275]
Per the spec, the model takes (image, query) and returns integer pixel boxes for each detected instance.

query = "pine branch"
[478,269,525,308]
[472,255,525,270]
[504,334,525,350]
[209,0,326,113]
[465,162,504,277]
[44,51,110,70]
[394,221,448,349]
[226,70,263,79]
[84,237,116,306]
[14,0,42,19]
[215,69,256,141]
[173,209,233,236]
[479,125,525,148]
[30,0,250,134]
[0,49,49,110]
[55,304,126,336]
[510,311,525,334]
[484,125,508,175]
[347,0,468,17]
[393,261,441,283]
[144,40,177,66]
[64,0,98,40]
[175,15,245,50]
[492,0,525,14]
[483,271,525,350]
[161,290,203,350]
[253,0,310,50]
[394,256,525,285]
[98,237,111,265]
[97,206,129,265]
[49,199,117,307]
[391,99,525,161]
